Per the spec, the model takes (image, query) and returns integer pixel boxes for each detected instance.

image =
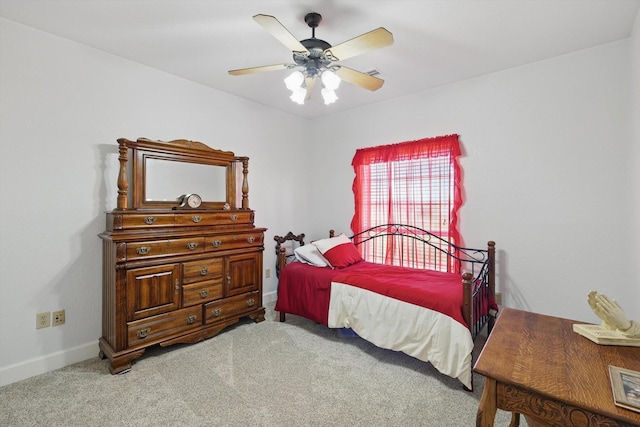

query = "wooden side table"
[474,307,640,427]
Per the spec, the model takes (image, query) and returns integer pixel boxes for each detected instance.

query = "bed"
[273,224,497,390]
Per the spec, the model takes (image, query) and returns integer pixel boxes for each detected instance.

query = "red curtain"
[351,134,463,271]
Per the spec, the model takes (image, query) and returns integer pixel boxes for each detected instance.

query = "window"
[351,134,462,272]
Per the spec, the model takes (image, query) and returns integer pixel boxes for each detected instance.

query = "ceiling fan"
[228,13,394,105]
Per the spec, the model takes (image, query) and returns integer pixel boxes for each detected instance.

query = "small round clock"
[180,193,202,209]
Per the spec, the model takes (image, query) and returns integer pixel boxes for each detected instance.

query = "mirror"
[145,158,227,202]
[114,138,249,210]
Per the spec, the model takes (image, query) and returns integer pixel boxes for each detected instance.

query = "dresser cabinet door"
[126,264,181,321]
[224,253,260,297]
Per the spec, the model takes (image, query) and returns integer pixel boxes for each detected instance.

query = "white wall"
[631,5,640,320]
[2,12,639,386]
[308,39,638,324]
[0,18,310,386]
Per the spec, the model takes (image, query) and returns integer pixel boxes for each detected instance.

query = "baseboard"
[0,341,99,387]
[1,292,278,387]
[263,290,277,305]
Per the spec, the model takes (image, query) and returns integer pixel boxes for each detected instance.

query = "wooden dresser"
[98,138,266,374]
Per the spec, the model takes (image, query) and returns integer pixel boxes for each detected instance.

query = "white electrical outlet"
[53,309,65,326]
[36,312,51,329]
[265,268,271,278]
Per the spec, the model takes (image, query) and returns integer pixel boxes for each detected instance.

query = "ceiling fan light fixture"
[284,70,305,91]
[290,86,306,105]
[321,69,341,90]
[321,87,338,105]
[285,70,306,104]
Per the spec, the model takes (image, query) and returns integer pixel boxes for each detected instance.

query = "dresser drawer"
[183,258,223,284]
[121,213,175,229]
[204,291,260,324]
[183,280,223,307]
[205,232,264,252]
[175,211,253,227]
[126,237,205,260]
[127,306,201,347]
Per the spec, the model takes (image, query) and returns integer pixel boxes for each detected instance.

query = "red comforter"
[275,261,468,327]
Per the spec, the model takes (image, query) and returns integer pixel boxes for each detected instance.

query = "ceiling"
[1,0,639,119]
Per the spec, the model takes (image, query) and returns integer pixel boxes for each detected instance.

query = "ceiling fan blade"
[326,27,393,61]
[253,14,309,53]
[335,67,385,91]
[305,76,316,101]
[228,64,290,76]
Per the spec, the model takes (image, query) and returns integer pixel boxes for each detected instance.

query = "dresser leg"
[509,412,520,427]
[249,307,266,323]
[477,378,498,427]
[99,337,145,375]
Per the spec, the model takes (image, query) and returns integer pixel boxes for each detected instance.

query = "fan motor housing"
[301,38,331,52]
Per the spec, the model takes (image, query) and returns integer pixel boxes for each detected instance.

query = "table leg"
[509,412,520,427]
[477,378,498,427]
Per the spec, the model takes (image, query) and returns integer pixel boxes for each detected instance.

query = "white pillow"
[311,233,363,269]
[294,244,330,267]
[311,233,351,252]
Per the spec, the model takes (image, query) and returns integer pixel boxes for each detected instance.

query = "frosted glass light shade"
[290,87,306,105]
[321,70,341,90]
[284,71,305,91]
[321,88,338,105]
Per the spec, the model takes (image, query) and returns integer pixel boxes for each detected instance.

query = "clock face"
[186,194,202,208]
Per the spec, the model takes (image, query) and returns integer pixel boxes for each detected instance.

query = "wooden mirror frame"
[115,138,249,211]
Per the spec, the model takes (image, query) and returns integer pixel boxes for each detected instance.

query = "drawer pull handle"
[246,236,255,243]
[137,328,151,339]
[136,246,151,255]
[199,268,208,276]
[199,290,209,298]
[186,242,198,250]
[191,215,202,223]
[211,240,222,248]
[211,308,222,317]
[226,275,231,284]
[143,216,157,225]
[230,215,238,221]
[175,281,180,294]
[186,315,197,324]
[246,298,255,307]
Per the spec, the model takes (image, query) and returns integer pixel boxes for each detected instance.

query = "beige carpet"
[0,303,519,426]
